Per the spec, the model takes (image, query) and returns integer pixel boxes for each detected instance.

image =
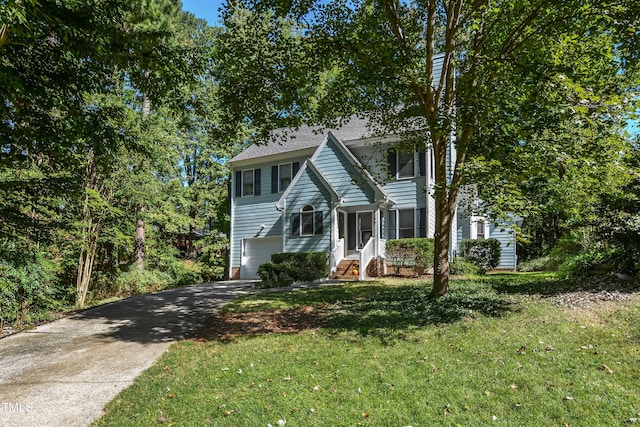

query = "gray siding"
[231,154,315,269]
[313,137,375,206]
[283,168,331,254]
[231,198,282,269]
[490,222,517,270]
[384,176,426,209]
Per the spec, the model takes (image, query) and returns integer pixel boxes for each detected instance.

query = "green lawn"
[95,273,640,426]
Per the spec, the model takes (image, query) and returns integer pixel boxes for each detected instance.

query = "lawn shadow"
[486,272,640,297]
[323,283,516,343]
[195,280,517,344]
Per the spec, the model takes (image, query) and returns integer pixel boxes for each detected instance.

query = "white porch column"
[375,207,381,277]
[330,205,338,274]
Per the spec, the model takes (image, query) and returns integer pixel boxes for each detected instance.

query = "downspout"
[275,199,286,253]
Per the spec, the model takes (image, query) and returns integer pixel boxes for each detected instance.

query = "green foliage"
[256,263,295,289]
[558,248,629,277]
[270,252,328,276]
[385,238,434,275]
[112,269,173,296]
[0,246,62,325]
[449,257,483,276]
[459,239,502,273]
[257,252,328,288]
[516,256,553,272]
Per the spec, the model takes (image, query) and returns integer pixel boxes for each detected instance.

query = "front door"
[357,211,373,249]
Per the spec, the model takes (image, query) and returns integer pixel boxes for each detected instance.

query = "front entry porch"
[330,206,388,280]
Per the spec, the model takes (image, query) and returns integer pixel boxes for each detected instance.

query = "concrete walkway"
[0,280,258,427]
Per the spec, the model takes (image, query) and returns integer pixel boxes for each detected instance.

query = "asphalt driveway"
[0,280,258,427]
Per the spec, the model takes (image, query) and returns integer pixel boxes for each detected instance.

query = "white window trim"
[241,169,255,197]
[300,205,315,236]
[278,162,293,193]
[397,151,416,180]
[471,216,489,239]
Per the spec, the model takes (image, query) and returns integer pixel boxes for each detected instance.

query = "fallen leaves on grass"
[602,364,614,374]
[190,306,327,341]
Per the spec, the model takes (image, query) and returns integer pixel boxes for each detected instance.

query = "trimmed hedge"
[257,252,328,288]
[449,257,483,275]
[271,252,328,275]
[385,238,434,275]
[459,238,502,273]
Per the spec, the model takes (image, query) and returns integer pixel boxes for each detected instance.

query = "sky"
[181,0,225,25]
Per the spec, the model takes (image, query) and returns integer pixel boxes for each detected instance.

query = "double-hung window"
[291,205,324,236]
[397,152,415,179]
[271,162,300,193]
[301,205,315,236]
[279,163,292,192]
[388,208,427,239]
[389,150,425,179]
[398,209,415,238]
[235,168,261,198]
[242,169,255,197]
[476,220,485,239]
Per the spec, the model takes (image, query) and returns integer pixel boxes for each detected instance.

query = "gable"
[311,133,393,207]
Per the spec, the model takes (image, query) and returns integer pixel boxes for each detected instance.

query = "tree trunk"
[134,206,146,271]
[431,199,454,297]
[75,150,101,308]
[135,72,151,271]
[76,195,100,308]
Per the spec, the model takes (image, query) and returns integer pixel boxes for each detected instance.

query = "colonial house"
[227,116,517,280]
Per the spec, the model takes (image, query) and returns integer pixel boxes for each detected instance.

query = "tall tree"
[216,0,639,296]
[1,1,211,306]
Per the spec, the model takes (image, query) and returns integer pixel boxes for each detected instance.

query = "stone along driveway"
[0,281,257,427]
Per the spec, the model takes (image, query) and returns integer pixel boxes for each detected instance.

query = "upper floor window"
[235,168,261,198]
[397,152,415,178]
[389,150,425,180]
[242,169,255,196]
[271,162,300,193]
[279,163,292,192]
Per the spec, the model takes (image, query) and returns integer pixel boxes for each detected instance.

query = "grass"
[94,273,640,426]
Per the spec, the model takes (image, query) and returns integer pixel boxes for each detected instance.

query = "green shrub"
[459,239,501,273]
[112,269,173,296]
[517,256,552,272]
[449,257,482,275]
[385,238,434,275]
[0,244,62,326]
[257,252,328,288]
[545,237,583,270]
[166,260,203,288]
[271,252,328,276]
[559,248,624,276]
[256,263,295,289]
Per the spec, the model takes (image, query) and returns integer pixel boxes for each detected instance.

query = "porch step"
[331,258,382,279]
[332,259,360,280]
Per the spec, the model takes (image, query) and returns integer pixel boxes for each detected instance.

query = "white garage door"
[241,236,282,279]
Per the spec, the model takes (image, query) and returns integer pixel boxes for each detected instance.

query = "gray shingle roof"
[228,116,374,163]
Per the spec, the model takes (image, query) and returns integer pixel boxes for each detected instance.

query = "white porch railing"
[358,237,375,281]
[330,238,345,276]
